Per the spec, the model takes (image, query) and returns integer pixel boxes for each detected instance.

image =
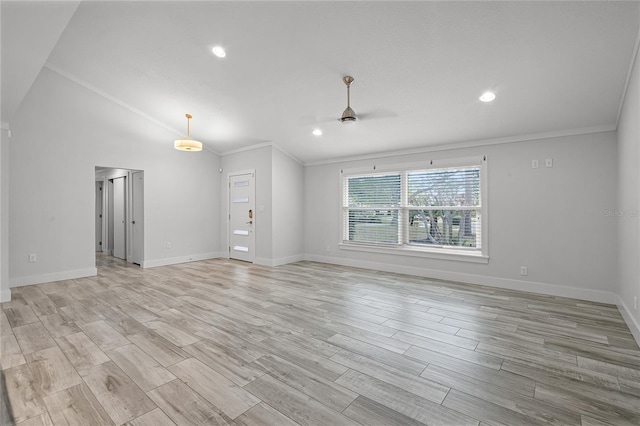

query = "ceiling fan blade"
[357,109,398,120]
[298,115,339,127]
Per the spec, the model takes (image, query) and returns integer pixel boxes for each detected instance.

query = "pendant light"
[174,113,203,151]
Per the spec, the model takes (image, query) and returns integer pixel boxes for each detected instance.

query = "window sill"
[338,242,489,264]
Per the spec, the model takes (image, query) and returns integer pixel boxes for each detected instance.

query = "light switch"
[545,158,553,168]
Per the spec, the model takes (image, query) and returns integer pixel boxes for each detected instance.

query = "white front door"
[229,172,255,262]
[130,171,144,265]
[112,176,126,260]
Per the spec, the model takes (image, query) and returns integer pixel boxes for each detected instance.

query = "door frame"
[95,180,104,252]
[226,169,256,261]
[111,175,127,260]
[129,171,144,265]
[96,176,110,255]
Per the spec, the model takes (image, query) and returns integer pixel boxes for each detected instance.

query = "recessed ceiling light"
[479,91,496,102]
[312,128,323,136]
[212,46,226,58]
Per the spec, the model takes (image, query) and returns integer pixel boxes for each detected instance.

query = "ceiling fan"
[339,75,396,123]
[299,75,396,127]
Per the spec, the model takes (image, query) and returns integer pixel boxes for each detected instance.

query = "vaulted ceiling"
[2,1,639,163]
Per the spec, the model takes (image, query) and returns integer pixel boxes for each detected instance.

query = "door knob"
[246,221,253,224]
[132,220,136,224]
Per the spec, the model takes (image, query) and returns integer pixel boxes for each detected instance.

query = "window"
[341,157,487,261]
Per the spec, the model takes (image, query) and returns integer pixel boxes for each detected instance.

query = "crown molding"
[303,125,616,167]
[220,142,303,165]
[43,62,221,156]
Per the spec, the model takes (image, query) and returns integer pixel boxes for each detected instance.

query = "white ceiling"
[2,1,639,164]
[1,0,80,126]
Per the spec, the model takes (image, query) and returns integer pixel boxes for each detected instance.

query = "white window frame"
[339,156,489,264]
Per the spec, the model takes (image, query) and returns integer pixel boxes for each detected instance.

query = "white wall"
[305,132,618,303]
[0,1,6,302]
[617,39,640,342]
[1,127,9,302]
[221,146,273,262]
[9,67,221,285]
[272,146,304,265]
[220,145,304,266]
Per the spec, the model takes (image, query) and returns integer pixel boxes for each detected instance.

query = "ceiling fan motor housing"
[341,106,357,122]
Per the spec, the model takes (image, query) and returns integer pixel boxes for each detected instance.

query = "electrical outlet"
[29,253,37,263]
[326,246,331,252]
[520,266,528,276]
[166,242,172,249]
[531,160,539,169]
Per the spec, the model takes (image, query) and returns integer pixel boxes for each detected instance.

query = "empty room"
[2,1,640,425]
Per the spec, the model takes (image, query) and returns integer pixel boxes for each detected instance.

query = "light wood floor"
[2,254,640,425]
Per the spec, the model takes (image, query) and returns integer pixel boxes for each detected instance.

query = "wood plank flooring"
[2,254,640,425]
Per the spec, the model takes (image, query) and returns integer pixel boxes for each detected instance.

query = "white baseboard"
[303,254,616,305]
[617,295,640,346]
[0,288,11,303]
[9,267,97,288]
[255,254,305,267]
[141,252,222,269]
[272,254,305,267]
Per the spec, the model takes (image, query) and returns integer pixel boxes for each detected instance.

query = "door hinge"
[99,241,102,245]
[229,214,231,220]
[228,246,230,252]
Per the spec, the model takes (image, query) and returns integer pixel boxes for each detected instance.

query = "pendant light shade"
[174,139,202,151]
[174,113,203,152]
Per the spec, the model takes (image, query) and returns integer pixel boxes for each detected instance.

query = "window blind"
[344,174,401,244]
[342,163,483,252]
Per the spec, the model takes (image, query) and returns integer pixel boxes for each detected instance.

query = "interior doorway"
[95,167,144,266]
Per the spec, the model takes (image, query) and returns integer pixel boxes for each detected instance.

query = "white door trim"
[112,176,126,260]
[95,178,107,253]
[129,171,144,265]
